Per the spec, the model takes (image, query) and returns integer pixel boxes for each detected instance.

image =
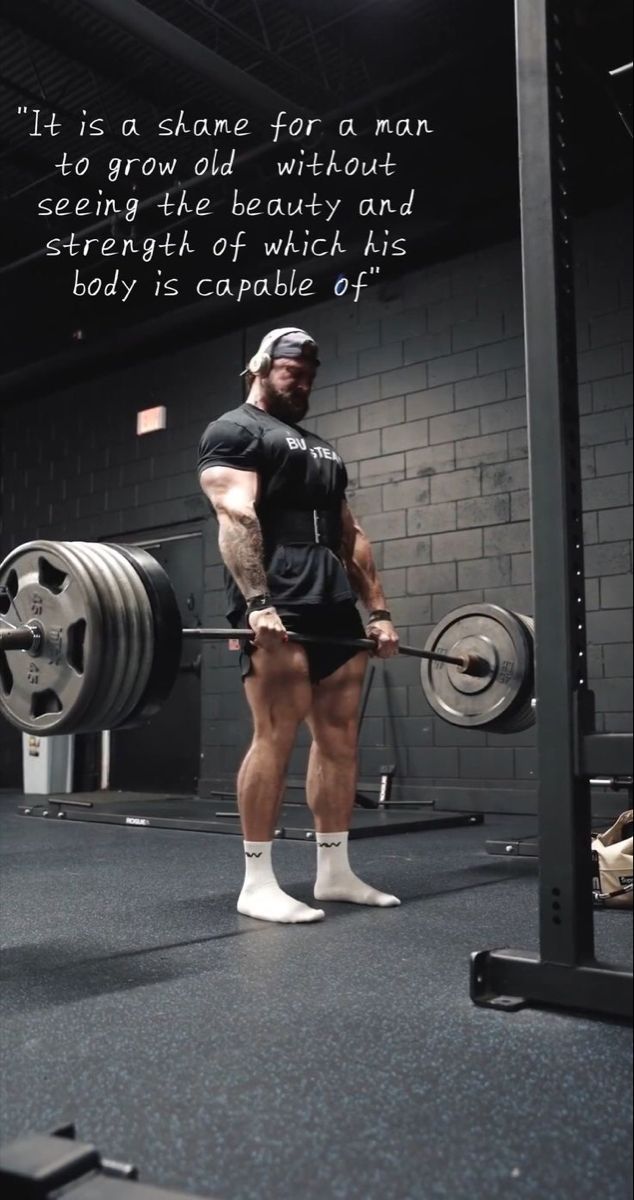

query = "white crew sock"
[238,841,325,924]
[314,831,401,907]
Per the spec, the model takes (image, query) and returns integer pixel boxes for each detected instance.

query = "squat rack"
[470,0,633,1020]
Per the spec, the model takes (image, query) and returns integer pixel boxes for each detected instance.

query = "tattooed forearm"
[218,510,268,599]
[341,514,387,612]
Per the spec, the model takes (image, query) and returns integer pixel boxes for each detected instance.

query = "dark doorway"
[111,532,202,794]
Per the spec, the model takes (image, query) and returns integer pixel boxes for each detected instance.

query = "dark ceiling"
[0,0,631,389]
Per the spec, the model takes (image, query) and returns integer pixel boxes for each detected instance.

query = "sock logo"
[245,851,263,858]
[318,841,342,848]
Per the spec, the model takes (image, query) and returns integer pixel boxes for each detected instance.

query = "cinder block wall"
[0,334,242,787]
[1,204,631,808]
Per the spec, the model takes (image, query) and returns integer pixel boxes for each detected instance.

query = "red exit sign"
[137,406,167,435]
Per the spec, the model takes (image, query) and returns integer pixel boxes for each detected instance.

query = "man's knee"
[311,723,358,764]
[250,726,297,760]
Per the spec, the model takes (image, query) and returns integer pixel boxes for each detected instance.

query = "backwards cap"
[242,327,320,377]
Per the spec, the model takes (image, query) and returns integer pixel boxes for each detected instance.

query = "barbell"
[0,540,536,738]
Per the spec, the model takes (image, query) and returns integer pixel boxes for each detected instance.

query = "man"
[198,327,401,924]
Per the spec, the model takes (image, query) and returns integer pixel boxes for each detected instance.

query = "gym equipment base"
[471,949,633,1021]
[0,1124,213,1199]
[18,791,483,839]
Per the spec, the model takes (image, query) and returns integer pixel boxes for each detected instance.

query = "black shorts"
[239,601,367,684]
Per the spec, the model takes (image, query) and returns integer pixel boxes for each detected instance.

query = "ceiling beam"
[1,0,198,114]
[181,0,333,96]
[80,0,308,118]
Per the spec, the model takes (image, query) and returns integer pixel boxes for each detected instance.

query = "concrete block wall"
[0,331,244,786]
[0,204,631,808]
[234,204,632,804]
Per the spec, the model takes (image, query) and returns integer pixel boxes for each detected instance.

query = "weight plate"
[488,614,536,734]
[93,543,155,729]
[421,604,533,729]
[73,542,152,732]
[110,544,182,727]
[64,542,130,734]
[81,542,141,730]
[82,544,156,729]
[0,541,104,734]
[91,543,154,729]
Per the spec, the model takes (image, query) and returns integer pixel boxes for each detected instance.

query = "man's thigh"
[307,651,369,750]
[244,640,313,735]
[285,602,367,684]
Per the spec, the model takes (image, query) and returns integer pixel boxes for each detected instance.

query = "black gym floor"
[0,792,632,1200]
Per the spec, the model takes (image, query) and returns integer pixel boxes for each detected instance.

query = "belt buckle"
[313,510,321,544]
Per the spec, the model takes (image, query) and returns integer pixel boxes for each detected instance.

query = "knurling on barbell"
[0,540,536,737]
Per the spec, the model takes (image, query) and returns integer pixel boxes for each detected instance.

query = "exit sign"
[137,406,167,435]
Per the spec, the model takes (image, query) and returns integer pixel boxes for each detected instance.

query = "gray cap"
[242,326,320,377]
[270,330,320,366]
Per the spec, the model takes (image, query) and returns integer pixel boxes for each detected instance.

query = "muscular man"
[198,327,401,924]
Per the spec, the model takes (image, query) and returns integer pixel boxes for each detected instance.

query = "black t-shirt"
[198,403,356,622]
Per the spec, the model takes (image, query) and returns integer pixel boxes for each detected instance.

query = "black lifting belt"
[260,508,343,552]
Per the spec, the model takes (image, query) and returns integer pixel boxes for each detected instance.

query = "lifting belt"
[260,508,343,553]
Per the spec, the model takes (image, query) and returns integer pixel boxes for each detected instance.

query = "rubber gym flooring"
[0,791,631,1200]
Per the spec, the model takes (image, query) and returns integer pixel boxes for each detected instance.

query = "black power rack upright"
[471,0,633,1020]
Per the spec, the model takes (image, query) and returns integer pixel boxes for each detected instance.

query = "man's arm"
[340,499,389,612]
[199,465,268,601]
[340,500,399,658]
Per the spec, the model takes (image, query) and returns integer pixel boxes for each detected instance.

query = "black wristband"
[246,594,274,616]
[368,609,392,623]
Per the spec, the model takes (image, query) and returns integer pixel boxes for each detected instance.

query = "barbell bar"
[0,626,39,652]
[179,626,481,670]
[0,540,536,737]
[0,621,500,672]
[0,621,488,695]
[0,615,482,672]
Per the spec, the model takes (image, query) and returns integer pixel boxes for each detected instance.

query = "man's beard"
[261,377,309,424]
